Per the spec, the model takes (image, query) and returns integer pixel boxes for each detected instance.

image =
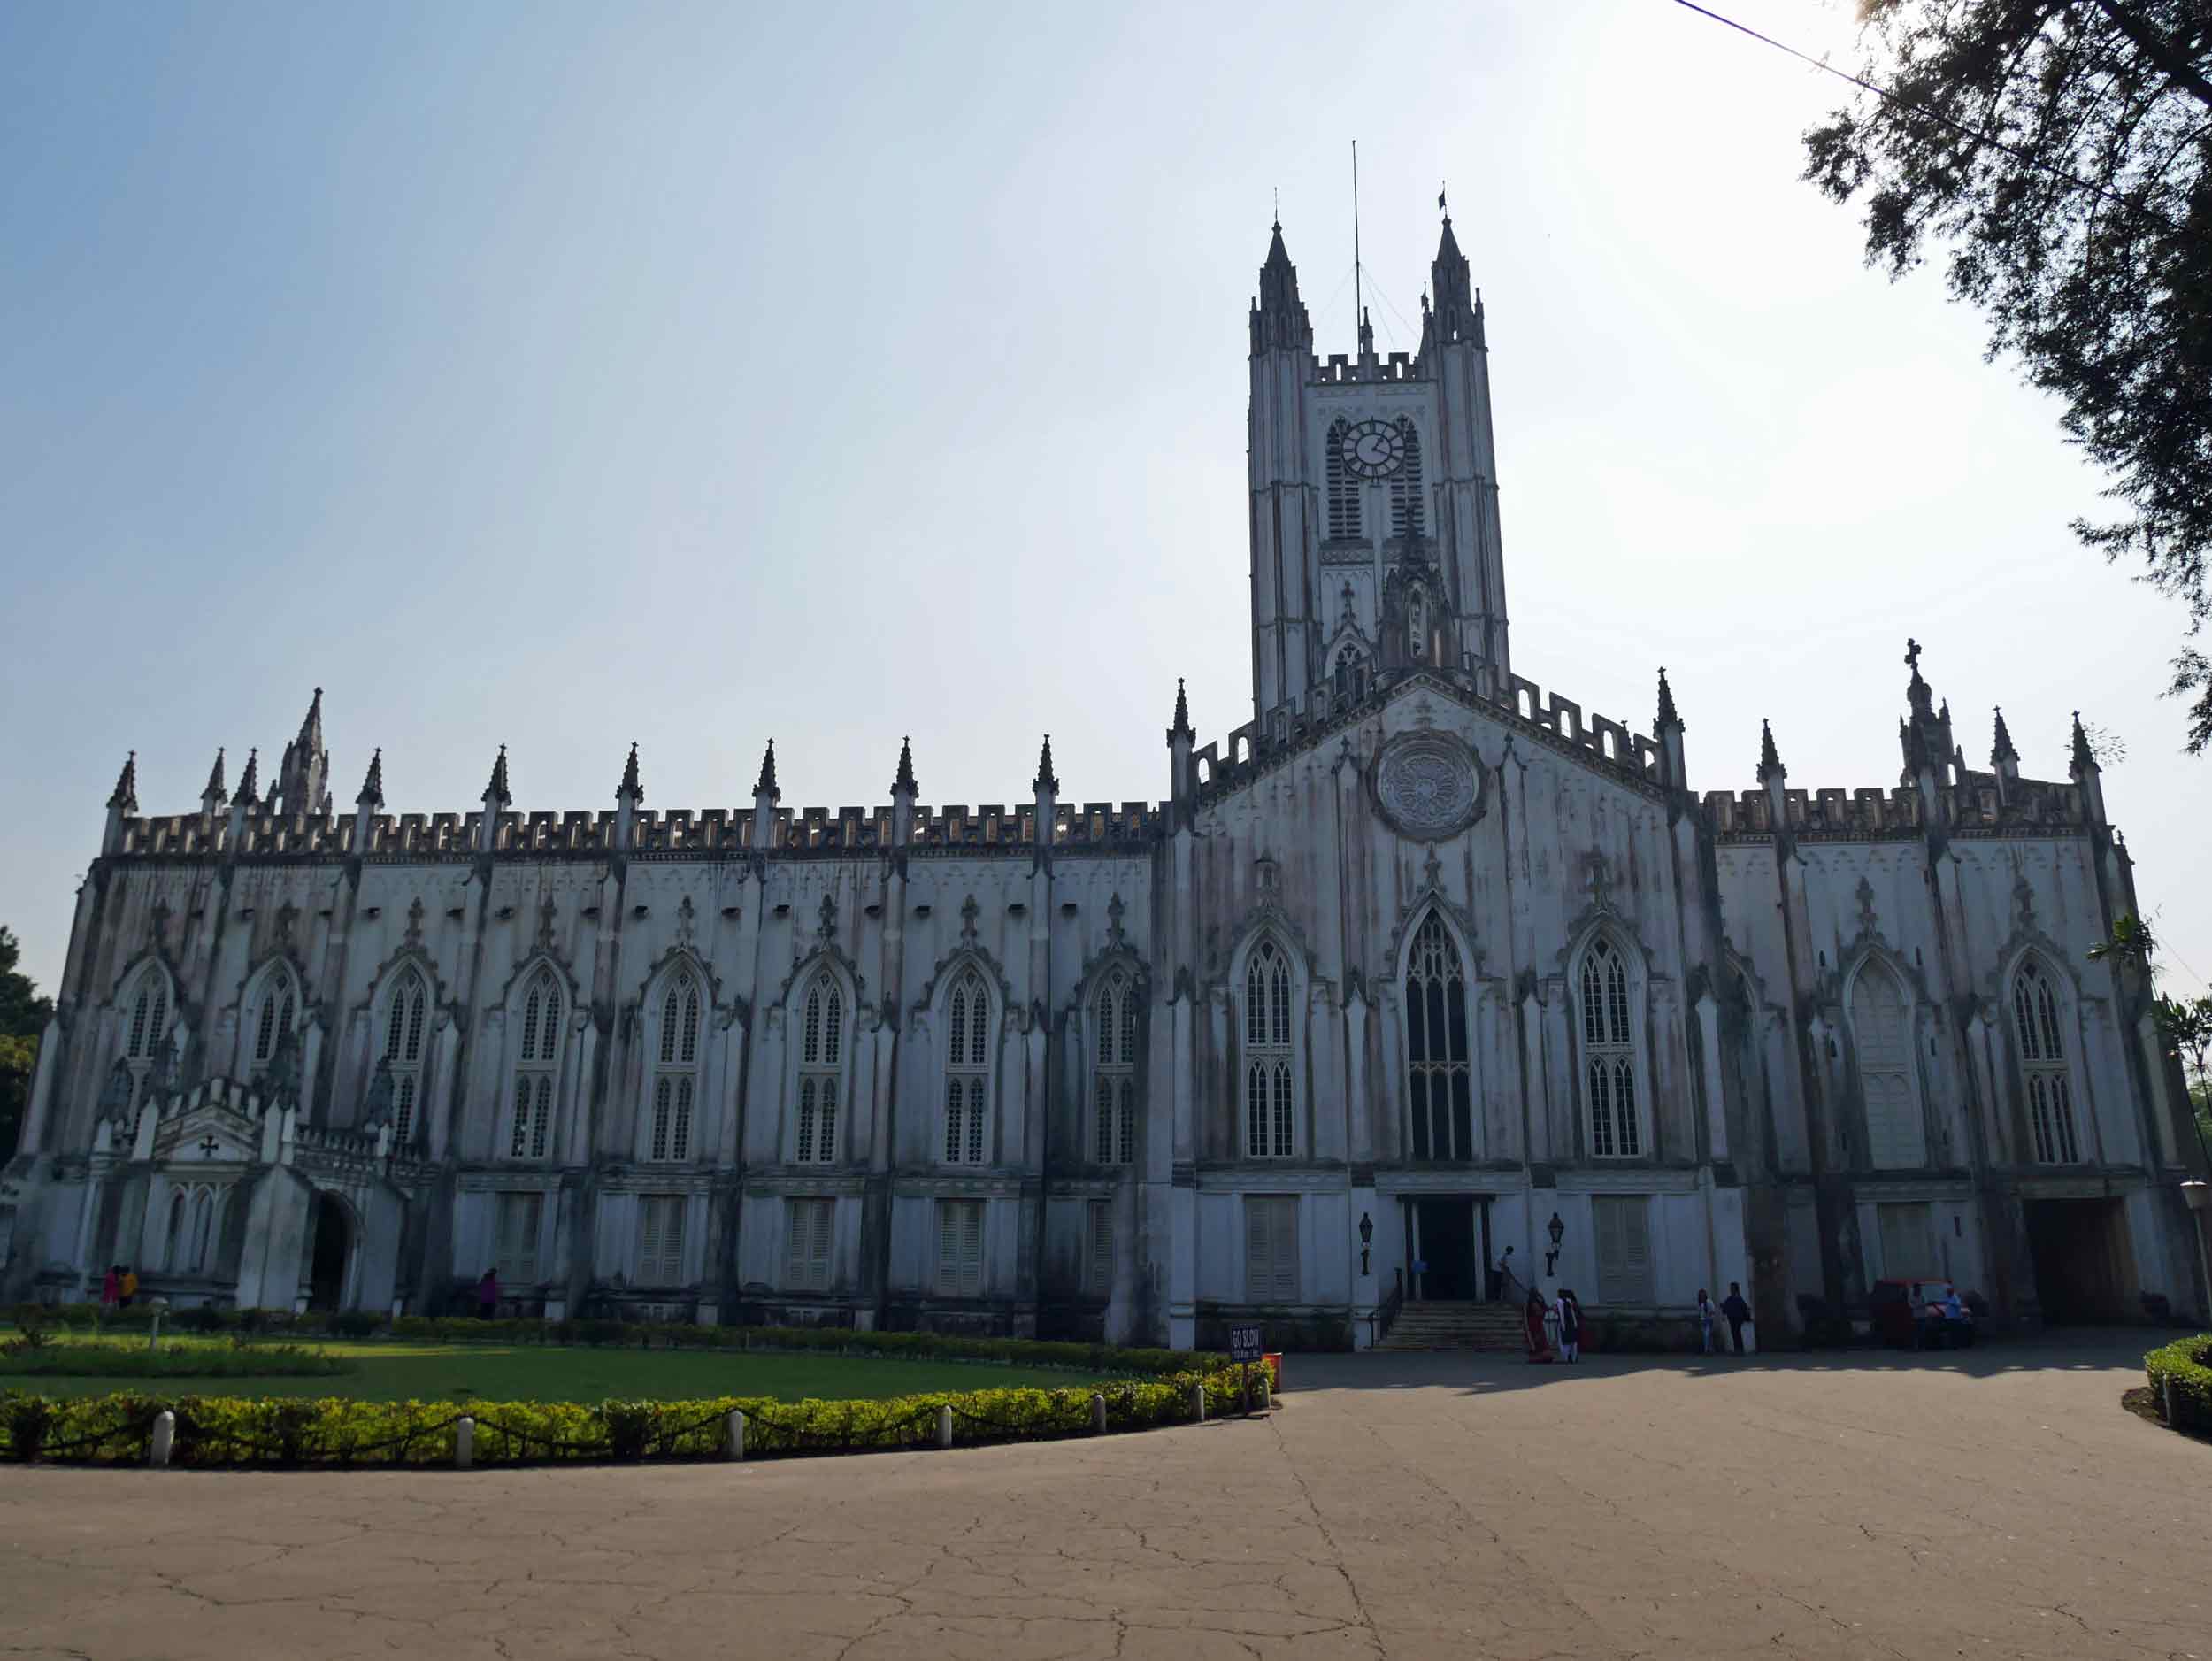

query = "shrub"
[2145,1334,2212,1432]
[0,1339,353,1381]
[0,1364,1258,1468]
[173,1305,227,1334]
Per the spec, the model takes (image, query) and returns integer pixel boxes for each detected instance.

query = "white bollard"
[149,1410,175,1468]
[1090,1393,1107,1434]
[726,1409,746,1461]
[1189,1380,1207,1423]
[936,1405,954,1450]
[455,1417,474,1471]
[1256,1376,1271,1412]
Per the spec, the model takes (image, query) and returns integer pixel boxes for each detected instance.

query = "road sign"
[1228,1324,1263,1364]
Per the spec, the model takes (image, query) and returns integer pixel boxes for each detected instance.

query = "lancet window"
[381,970,428,1146]
[942,969,991,1165]
[649,971,699,1163]
[509,968,561,1160]
[1405,914,1474,1160]
[1325,419,1362,539]
[1243,940,1295,1159]
[1092,968,1137,1165]
[795,972,842,1164]
[1579,939,1640,1158]
[1388,417,1424,537]
[2012,961,2081,1164]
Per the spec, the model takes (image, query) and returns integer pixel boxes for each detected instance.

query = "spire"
[1033,734,1059,796]
[485,743,511,806]
[235,747,260,806]
[202,747,227,804]
[357,748,384,809]
[1250,221,1312,354]
[1991,707,2017,766]
[1167,676,1195,745]
[106,751,138,811]
[1427,209,1478,345]
[297,686,324,748]
[1655,666,1679,730]
[1756,719,1785,783]
[618,741,642,802]
[891,734,918,796]
[754,738,780,801]
[2070,710,2096,773]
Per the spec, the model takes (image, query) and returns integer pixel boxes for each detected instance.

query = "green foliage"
[0,925,52,1161]
[2087,913,2160,980]
[0,1338,351,1380]
[0,1365,1255,1466]
[2144,1334,2212,1431]
[1803,4,2212,750]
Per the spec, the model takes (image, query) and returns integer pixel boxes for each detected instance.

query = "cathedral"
[4,211,2207,1347]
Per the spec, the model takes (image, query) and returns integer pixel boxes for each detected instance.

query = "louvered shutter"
[1245,1199,1273,1302]
[1087,1201,1113,1297]
[1269,1200,1298,1302]
[809,1201,833,1290]
[640,1198,665,1283]
[936,1202,960,1294]
[959,1202,984,1296]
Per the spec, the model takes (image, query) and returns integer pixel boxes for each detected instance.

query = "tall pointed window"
[509,968,561,1160]
[1389,417,1424,537]
[381,970,428,1146]
[1244,941,1294,1158]
[1851,965,1925,1167]
[795,972,842,1163]
[1093,969,1137,1165]
[191,1188,219,1273]
[1406,914,1474,1160]
[649,972,700,1163]
[2012,962,2080,1164]
[251,966,296,1068]
[1325,419,1362,539]
[942,969,990,1165]
[1580,939,1640,1157]
[1406,582,1428,664]
[165,1191,187,1270]
[119,966,173,1114]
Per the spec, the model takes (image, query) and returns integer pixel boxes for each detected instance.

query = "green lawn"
[7,1340,1110,1404]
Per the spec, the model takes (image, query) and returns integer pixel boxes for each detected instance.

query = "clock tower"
[1246,208,1511,724]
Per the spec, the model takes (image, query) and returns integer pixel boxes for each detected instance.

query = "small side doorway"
[1409,1198,1486,1300]
[307,1196,351,1311]
[2024,1198,2135,1323]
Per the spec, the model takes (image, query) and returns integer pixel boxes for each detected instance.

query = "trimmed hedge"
[0,1365,1261,1467]
[0,1338,350,1381]
[2144,1334,2212,1433]
[5,1303,1211,1376]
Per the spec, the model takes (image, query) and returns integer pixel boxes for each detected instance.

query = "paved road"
[2,1331,2202,1659]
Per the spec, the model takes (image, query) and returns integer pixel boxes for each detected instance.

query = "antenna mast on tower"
[1351,139,1369,357]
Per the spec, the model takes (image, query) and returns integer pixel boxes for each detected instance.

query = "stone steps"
[1377,1300,1531,1351]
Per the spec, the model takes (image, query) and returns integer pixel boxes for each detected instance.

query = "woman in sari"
[1525,1288,1554,1362]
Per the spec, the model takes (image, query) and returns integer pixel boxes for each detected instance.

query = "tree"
[0,927,53,1160]
[2085,911,2160,980]
[2152,991,2212,1158]
[1803,4,2212,750]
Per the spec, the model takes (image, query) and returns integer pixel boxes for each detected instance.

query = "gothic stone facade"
[5,215,2207,1344]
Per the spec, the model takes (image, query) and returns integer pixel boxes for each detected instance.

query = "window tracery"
[509,967,560,1160]
[1092,968,1136,1165]
[942,968,990,1165]
[649,971,698,1163]
[1579,938,1640,1157]
[1405,914,1474,1160]
[795,971,842,1164]
[380,970,428,1146]
[1243,941,1294,1158]
[2012,961,2080,1164]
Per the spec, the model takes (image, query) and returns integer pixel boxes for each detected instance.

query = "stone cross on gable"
[817,892,837,941]
[960,894,980,944]
[676,894,696,945]
[404,896,426,948]
[1855,875,1880,940]
[197,1135,221,1159]
[1106,891,1126,948]
[1904,638,1922,673]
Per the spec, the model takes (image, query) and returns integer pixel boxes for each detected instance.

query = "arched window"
[380,970,428,1145]
[649,971,699,1162]
[1580,938,1640,1157]
[1325,419,1362,539]
[2012,961,2080,1164]
[125,970,171,1065]
[942,968,991,1165]
[191,1188,217,1272]
[1389,417,1424,537]
[1405,914,1474,1160]
[509,967,561,1160]
[1243,940,1294,1158]
[165,1190,186,1270]
[251,967,296,1067]
[1093,968,1137,1165]
[1851,964,1925,1167]
[795,971,842,1164]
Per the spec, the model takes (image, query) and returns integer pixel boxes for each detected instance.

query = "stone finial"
[891,734,918,797]
[1990,707,2018,766]
[235,747,260,806]
[1755,719,1785,783]
[298,686,324,746]
[1655,666,1680,731]
[485,743,511,807]
[1167,678,1194,746]
[2070,710,2096,773]
[202,747,227,806]
[754,738,780,801]
[357,748,384,810]
[106,750,139,812]
[1033,734,1059,796]
[618,742,642,803]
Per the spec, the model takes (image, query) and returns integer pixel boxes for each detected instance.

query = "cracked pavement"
[2,1330,2203,1659]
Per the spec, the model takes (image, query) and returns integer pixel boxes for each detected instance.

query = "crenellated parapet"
[1313,351,1423,385]
[1701,774,2085,841]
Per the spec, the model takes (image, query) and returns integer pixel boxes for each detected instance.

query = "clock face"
[1340,419,1406,481]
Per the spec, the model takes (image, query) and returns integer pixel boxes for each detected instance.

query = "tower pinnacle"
[106,751,138,812]
[618,742,642,803]
[357,749,384,810]
[1167,677,1194,746]
[754,739,780,802]
[1033,734,1059,796]
[891,734,918,797]
[1756,719,1785,783]
[1250,221,1312,354]
[1656,667,1680,731]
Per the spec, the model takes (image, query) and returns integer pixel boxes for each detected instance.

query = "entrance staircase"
[1378,1298,1528,1352]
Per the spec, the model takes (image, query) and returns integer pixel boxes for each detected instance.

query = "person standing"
[1555,1289,1582,1364]
[100,1264,119,1313]
[1722,1283,1752,1356]
[1495,1244,1517,1300]
[1695,1288,1716,1355]
[119,1265,138,1310]
[477,1267,499,1320]
[1524,1288,1553,1362]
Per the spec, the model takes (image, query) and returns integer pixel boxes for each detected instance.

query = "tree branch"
[2089,0,2212,112]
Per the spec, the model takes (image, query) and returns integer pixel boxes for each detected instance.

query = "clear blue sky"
[3,1,2206,996]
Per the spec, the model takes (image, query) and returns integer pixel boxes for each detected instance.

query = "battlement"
[1700,774,2086,839]
[1313,350,1421,385]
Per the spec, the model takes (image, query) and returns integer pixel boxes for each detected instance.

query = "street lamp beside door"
[1545,1211,1565,1279]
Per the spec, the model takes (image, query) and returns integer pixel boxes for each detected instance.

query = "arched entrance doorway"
[308,1195,352,1311]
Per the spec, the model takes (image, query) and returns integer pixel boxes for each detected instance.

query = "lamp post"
[1357,1211,1373,1278]
[1544,1211,1565,1279]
